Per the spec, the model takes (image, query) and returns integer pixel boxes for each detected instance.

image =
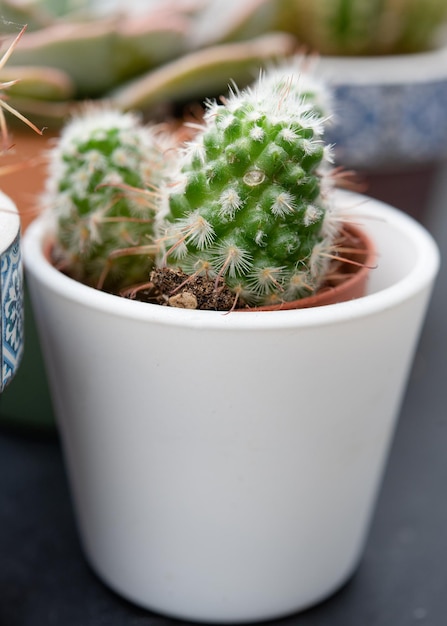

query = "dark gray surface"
[1,166,446,625]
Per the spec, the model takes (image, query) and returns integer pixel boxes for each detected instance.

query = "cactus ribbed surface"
[282,0,447,55]
[45,107,167,291]
[162,67,338,306]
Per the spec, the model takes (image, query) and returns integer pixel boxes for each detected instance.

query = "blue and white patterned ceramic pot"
[318,44,447,170]
[0,190,23,392]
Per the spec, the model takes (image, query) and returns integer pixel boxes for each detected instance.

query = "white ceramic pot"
[23,192,439,623]
[0,190,23,392]
[319,44,447,170]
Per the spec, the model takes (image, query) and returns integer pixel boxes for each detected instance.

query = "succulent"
[112,32,296,116]
[160,62,338,307]
[44,106,171,291]
[2,0,295,128]
[0,0,197,126]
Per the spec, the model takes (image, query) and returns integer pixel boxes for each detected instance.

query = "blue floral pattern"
[1,232,24,391]
[327,80,447,170]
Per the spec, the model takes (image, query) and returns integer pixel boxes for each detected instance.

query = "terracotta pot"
[45,223,375,314]
[0,129,58,231]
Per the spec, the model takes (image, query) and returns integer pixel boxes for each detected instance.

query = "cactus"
[160,63,339,307]
[194,0,447,56]
[273,0,447,56]
[44,106,170,291]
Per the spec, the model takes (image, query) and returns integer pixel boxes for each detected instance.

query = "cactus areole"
[161,69,346,308]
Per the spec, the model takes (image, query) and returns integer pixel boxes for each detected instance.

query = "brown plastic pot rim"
[44,222,375,313]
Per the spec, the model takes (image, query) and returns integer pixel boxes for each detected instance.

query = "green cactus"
[160,64,338,307]
[196,0,447,56]
[45,106,168,291]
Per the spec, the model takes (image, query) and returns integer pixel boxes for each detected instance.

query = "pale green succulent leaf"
[190,0,275,47]
[0,0,55,31]
[112,33,297,113]
[0,65,74,100]
[6,19,122,97]
[113,16,191,82]
[6,12,193,97]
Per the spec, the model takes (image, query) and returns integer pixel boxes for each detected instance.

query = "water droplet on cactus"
[243,169,266,186]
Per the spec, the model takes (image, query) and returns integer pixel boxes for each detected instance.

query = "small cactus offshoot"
[160,64,339,307]
[44,106,169,291]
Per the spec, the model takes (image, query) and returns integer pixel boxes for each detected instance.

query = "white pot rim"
[0,190,20,253]
[23,192,439,331]
[318,43,447,85]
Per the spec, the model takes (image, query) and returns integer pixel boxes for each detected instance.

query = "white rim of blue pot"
[318,42,447,85]
[23,192,440,331]
[0,190,20,253]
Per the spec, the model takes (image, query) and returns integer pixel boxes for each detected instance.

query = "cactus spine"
[161,65,338,307]
[45,106,168,291]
